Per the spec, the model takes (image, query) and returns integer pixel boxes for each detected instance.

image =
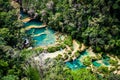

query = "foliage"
[1,0,120,80]
[21,0,120,55]
[64,36,73,46]
[109,59,118,66]
[0,45,26,79]
[97,66,109,74]
[25,66,41,80]
[31,58,98,80]
[0,0,24,47]
[1,75,18,80]
[47,43,66,53]
[34,47,44,53]
[0,1,27,79]
[69,69,98,80]
[107,73,120,80]
[63,54,69,60]
[47,46,58,53]
[83,56,92,66]
[74,51,80,58]
[20,47,44,59]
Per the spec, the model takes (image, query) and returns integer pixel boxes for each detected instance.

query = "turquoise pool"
[66,51,110,69]
[24,19,42,26]
[92,55,110,67]
[102,55,110,66]
[92,61,101,67]
[25,22,56,47]
[32,27,56,46]
[66,51,88,70]
[21,13,56,46]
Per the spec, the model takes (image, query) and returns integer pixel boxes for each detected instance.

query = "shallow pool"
[32,28,56,46]
[24,19,42,27]
[92,61,101,67]
[22,18,56,46]
[102,55,110,66]
[66,51,111,69]
[66,51,88,70]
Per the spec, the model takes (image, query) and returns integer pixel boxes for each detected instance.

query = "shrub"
[83,56,92,66]
[34,47,44,53]
[20,49,34,58]
[97,66,109,74]
[74,51,80,58]
[47,43,66,53]
[47,47,56,53]
[64,36,72,46]
[56,54,63,60]
[59,43,66,49]
[109,59,118,66]
[70,69,98,80]
[95,46,102,53]
[107,73,120,80]
[1,75,18,80]
[26,66,40,80]
[63,54,68,60]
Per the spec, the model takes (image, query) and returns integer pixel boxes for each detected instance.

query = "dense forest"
[19,0,120,54]
[0,0,120,80]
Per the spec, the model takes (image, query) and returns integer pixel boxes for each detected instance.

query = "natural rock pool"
[65,51,88,70]
[21,13,56,47]
[66,51,110,70]
[24,20,56,47]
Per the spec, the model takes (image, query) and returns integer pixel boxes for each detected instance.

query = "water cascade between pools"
[21,12,56,47]
[20,12,110,70]
[66,50,110,70]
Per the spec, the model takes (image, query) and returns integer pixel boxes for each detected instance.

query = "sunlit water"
[21,13,56,47]
[66,51,110,69]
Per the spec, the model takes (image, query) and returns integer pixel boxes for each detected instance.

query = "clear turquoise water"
[102,55,110,66]
[92,55,110,67]
[24,20,42,27]
[34,28,46,34]
[66,51,88,70]
[33,34,47,46]
[66,60,86,70]
[22,17,56,46]
[92,61,101,67]
[78,50,88,59]
[66,51,110,69]
[26,28,35,34]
